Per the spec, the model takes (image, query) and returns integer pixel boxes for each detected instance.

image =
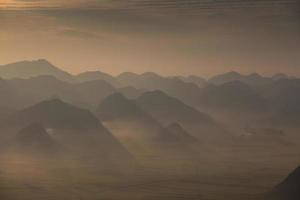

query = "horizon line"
[0,58,295,79]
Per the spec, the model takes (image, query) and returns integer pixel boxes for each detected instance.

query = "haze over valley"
[1,0,299,199]
[0,59,299,199]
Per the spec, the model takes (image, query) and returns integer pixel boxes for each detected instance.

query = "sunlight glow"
[0,0,60,9]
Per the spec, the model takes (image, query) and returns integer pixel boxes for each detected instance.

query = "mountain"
[209,71,271,86]
[96,93,197,157]
[117,86,146,99]
[7,75,80,109]
[166,123,197,144]
[6,75,117,110]
[259,79,300,127]
[76,71,119,86]
[0,59,74,82]
[96,93,167,141]
[4,123,61,156]
[0,98,134,167]
[198,81,267,112]
[117,72,202,105]
[135,90,227,141]
[97,93,148,121]
[176,75,207,87]
[74,80,116,107]
[136,90,213,125]
[0,78,17,116]
[209,71,242,85]
[97,93,169,145]
[2,99,101,130]
[117,72,140,86]
[117,72,169,90]
[269,166,300,200]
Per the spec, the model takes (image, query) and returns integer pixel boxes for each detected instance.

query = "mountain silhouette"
[209,71,271,86]
[5,75,118,110]
[76,71,119,86]
[117,86,146,99]
[256,79,300,127]
[269,166,300,200]
[135,90,227,141]
[136,90,213,124]
[96,93,196,157]
[97,93,148,121]
[0,98,135,167]
[176,75,207,87]
[2,99,101,130]
[0,59,74,82]
[97,93,171,142]
[0,78,17,115]
[199,80,266,112]
[166,122,197,143]
[74,79,116,107]
[7,75,80,109]
[117,72,202,105]
[4,123,62,156]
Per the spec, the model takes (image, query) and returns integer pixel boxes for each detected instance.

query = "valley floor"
[0,143,299,200]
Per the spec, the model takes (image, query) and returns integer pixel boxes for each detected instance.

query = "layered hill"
[1,99,101,130]
[136,90,212,125]
[0,78,17,116]
[136,90,227,141]
[0,99,134,167]
[176,75,207,87]
[0,59,74,82]
[259,79,300,127]
[97,93,199,157]
[209,71,272,86]
[74,79,116,106]
[198,81,267,113]
[5,75,117,110]
[76,71,119,86]
[117,72,202,105]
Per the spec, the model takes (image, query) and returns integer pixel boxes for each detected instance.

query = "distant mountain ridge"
[0,60,295,85]
[198,80,267,112]
[1,59,299,129]
[0,59,74,82]
[208,71,272,86]
[76,71,119,86]
[1,98,102,130]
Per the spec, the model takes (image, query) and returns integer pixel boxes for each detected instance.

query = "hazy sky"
[0,0,299,77]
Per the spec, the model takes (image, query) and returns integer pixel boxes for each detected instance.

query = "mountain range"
[0,59,299,165]
[0,59,299,200]
[0,59,299,127]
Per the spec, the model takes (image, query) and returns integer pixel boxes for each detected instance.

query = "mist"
[1,1,300,200]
